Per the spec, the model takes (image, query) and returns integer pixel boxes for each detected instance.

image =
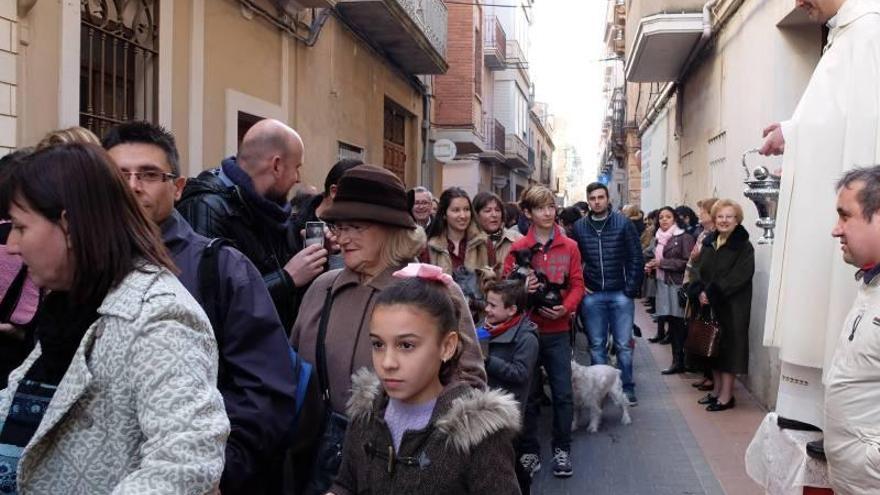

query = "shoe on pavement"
[552,448,573,478]
[697,393,718,405]
[519,453,541,478]
[625,390,638,406]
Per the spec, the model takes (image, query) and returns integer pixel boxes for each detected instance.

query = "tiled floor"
[531,302,765,495]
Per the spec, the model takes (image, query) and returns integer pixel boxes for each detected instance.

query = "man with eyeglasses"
[103,121,298,495]
[411,186,434,229]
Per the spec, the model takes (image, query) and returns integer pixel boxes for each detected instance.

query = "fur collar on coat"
[345,368,520,453]
[703,224,750,249]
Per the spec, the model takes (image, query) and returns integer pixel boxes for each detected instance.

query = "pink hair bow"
[392,263,455,288]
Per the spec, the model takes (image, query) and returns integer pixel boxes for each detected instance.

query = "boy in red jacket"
[503,185,585,479]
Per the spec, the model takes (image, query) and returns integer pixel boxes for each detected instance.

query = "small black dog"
[507,245,569,308]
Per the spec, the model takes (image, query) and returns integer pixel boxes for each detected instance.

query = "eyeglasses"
[121,170,178,183]
[414,200,432,206]
[328,223,371,236]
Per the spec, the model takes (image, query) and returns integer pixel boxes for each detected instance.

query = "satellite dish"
[433,139,458,163]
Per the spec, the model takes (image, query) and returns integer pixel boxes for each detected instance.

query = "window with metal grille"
[80,0,159,138]
[338,142,364,161]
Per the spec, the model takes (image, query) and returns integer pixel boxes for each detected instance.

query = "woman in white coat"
[0,143,229,494]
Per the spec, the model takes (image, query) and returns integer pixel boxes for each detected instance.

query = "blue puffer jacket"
[571,211,644,296]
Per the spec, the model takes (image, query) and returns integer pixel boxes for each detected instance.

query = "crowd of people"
[0,118,756,495]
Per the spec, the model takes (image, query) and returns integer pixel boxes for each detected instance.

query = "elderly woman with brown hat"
[288,165,487,495]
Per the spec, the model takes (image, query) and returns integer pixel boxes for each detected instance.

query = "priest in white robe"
[760,0,880,429]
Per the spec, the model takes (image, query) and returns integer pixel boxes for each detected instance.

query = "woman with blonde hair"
[34,126,101,150]
[686,197,719,391]
[689,199,754,411]
[289,165,486,494]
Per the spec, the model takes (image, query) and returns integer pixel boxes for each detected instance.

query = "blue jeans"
[520,332,573,453]
[581,290,635,393]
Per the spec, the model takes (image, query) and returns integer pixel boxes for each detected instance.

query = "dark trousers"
[520,332,573,453]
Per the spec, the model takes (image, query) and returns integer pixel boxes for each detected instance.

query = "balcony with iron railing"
[504,133,530,171]
[540,160,551,185]
[337,0,448,74]
[478,117,505,163]
[506,38,527,67]
[483,16,507,70]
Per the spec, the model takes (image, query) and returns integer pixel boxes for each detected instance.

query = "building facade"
[9,0,450,190]
[432,0,557,203]
[610,0,825,407]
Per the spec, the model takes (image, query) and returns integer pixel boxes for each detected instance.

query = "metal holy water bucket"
[741,149,781,245]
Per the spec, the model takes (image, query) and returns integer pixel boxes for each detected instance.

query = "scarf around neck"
[484,314,523,338]
[654,226,684,280]
[221,157,292,229]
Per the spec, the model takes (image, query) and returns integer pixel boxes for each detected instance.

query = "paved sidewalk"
[531,302,764,495]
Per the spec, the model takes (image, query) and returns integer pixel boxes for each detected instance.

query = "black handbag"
[302,280,349,495]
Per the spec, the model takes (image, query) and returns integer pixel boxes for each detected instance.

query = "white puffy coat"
[825,273,880,494]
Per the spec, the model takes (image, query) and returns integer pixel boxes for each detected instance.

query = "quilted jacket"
[571,211,644,297]
[0,265,230,494]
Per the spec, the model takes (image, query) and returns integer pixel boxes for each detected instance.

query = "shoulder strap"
[199,238,231,335]
[0,265,29,322]
[315,273,341,411]
[198,238,232,383]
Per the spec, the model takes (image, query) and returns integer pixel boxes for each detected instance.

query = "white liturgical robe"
[764,0,880,378]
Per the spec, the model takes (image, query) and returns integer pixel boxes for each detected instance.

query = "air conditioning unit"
[492,176,509,189]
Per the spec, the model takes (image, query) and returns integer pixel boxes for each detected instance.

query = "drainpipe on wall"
[417,75,433,188]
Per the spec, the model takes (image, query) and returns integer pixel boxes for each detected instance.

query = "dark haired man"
[291,158,363,269]
[104,121,297,495]
[571,182,644,405]
[825,166,880,493]
[177,119,328,330]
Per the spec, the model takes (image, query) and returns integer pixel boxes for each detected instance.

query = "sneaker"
[519,453,541,478]
[552,448,573,477]
[625,390,638,407]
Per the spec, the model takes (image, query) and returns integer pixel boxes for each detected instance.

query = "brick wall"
[434,3,477,128]
[0,0,15,154]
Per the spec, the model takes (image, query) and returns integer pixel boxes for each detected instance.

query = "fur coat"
[425,223,492,275]
[0,265,230,494]
[329,369,522,495]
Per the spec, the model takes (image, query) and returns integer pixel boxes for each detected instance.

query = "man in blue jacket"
[571,182,644,404]
[104,122,298,494]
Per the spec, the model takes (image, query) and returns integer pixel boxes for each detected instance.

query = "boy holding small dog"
[480,279,540,494]
[503,185,585,479]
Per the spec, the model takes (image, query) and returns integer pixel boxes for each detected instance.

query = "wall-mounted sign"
[433,139,458,163]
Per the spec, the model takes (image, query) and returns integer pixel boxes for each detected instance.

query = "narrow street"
[532,303,765,495]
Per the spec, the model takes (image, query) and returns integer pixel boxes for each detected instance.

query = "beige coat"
[824,274,880,494]
[491,227,524,271]
[426,224,492,275]
[0,266,230,494]
[289,265,487,414]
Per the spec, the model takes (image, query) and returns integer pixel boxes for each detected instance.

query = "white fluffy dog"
[570,361,632,433]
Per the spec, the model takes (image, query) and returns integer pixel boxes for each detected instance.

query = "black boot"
[648,317,667,343]
[661,318,686,374]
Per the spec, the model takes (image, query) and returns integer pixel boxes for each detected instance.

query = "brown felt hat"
[321,164,417,229]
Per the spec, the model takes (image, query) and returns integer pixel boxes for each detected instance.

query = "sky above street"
[531,0,608,180]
